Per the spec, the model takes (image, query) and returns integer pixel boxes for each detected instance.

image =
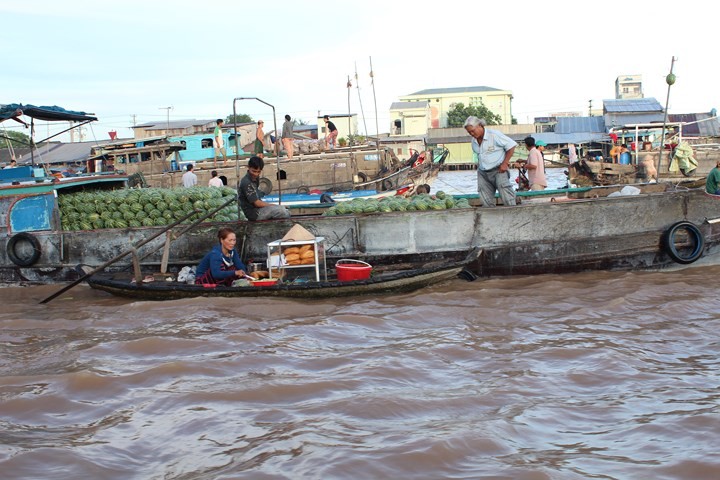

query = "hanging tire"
[662,221,704,264]
[296,186,310,194]
[356,172,367,183]
[258,177,273,195]
[7,232,42,267]
[382,179,394,191]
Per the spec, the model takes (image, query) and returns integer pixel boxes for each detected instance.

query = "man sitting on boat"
[239,156,291,221]
[706,160,720,195]
[195,227,249,286]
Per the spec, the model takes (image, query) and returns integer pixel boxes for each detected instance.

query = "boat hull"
[86,265,464,300]
[3,188,720,284]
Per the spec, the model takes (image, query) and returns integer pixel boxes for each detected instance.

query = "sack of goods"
[282,244,315,265]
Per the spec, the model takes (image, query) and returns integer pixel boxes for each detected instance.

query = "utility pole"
[159,106,173,135]
[588,100,593,117]
[131,114,137,126]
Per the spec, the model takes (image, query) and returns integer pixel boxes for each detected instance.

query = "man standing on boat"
[464,116,517,207]
[517,137,547,191]
[282,115,294,159]
[324,115,338,150]
[214,119,227,167]
[208,170,223,187]
[238,156,291,221]
[182,164,197,187]
[254,120,265,159]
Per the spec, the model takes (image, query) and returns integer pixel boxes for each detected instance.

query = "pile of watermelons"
[58,186,243,231]
[322,191,470,216]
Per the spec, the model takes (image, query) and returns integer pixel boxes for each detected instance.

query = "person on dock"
[254,120,265,159]
[517,137,547,191]
[214,118,227,167]
[324,115,338,150]
[706,160,720,195]
[238,156,291,221]
[3,159,17,169]
[182,164,197,187]
[463,116,517,207]
[282,115,294,159]
[208,170,223,187]
[194,227,248,286]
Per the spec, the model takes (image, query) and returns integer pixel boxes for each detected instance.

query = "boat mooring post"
[233,97,280,204]
[657,56,677,180]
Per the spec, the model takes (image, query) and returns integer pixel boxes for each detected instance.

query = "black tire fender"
[382,179,394,191]
[662,221,704,264]
[7,232,42,267]
[258,177,273,195]
[296,186,309,194]
[356,172,367,183]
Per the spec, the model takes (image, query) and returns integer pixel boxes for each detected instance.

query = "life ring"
[296,186,310,194]
[662,221,704,264]
[382,179,394,191]
[7,232,42,267]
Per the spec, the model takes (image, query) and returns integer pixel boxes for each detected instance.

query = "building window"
[470,97,483,106]
[397,147,403,155]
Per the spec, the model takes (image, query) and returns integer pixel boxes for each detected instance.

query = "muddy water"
[2,264,719,479]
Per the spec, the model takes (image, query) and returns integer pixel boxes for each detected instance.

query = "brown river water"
[1,264,719,479]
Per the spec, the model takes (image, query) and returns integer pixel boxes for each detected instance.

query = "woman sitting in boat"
[194,227,248,286]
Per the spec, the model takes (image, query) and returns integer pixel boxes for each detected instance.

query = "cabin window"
[201,138,213,149]
[228,135,238,149]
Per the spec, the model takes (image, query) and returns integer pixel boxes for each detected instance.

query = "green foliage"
[0,130,32,149]
[225,113,253,124]
[446,102,502,127]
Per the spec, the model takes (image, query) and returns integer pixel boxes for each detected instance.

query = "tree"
[446,103,503,127]
[294,118,309,126]
[225,113,253,124]
[0,130,32,149]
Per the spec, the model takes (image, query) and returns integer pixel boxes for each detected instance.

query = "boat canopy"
[0,103,97,123]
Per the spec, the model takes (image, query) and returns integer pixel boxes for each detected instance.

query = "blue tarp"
[0,103,97,122]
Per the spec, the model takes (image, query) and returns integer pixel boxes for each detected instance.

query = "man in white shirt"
[182,164,197,187]
[208,170,223,187]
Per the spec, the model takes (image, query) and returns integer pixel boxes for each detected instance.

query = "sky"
[2,0,718,143]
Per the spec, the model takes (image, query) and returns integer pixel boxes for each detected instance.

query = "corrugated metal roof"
[514,132,608,146]
[390,101,428,110]
[32,141,95,165]
[605,112,665,128]
[603,98,663,113]
[407,86,503,96]
[134,119,215,129]
[555,116,606,134]
[669,113,720,137]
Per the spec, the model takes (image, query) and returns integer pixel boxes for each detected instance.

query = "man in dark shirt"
[323,115,338,150]
[238,156,290,221]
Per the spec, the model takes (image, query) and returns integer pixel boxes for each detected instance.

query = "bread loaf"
[300,257,315,264]
[285,253,300,262]
[299,244,312,253]
[300,250,315,259]
[283,247,301,255]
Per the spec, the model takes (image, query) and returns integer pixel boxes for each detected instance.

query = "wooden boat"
[84,260,466,300]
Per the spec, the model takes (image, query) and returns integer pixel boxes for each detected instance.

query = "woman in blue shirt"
[195,227,248,285]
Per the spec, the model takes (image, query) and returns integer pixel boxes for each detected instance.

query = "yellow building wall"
[399,90,513,126]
